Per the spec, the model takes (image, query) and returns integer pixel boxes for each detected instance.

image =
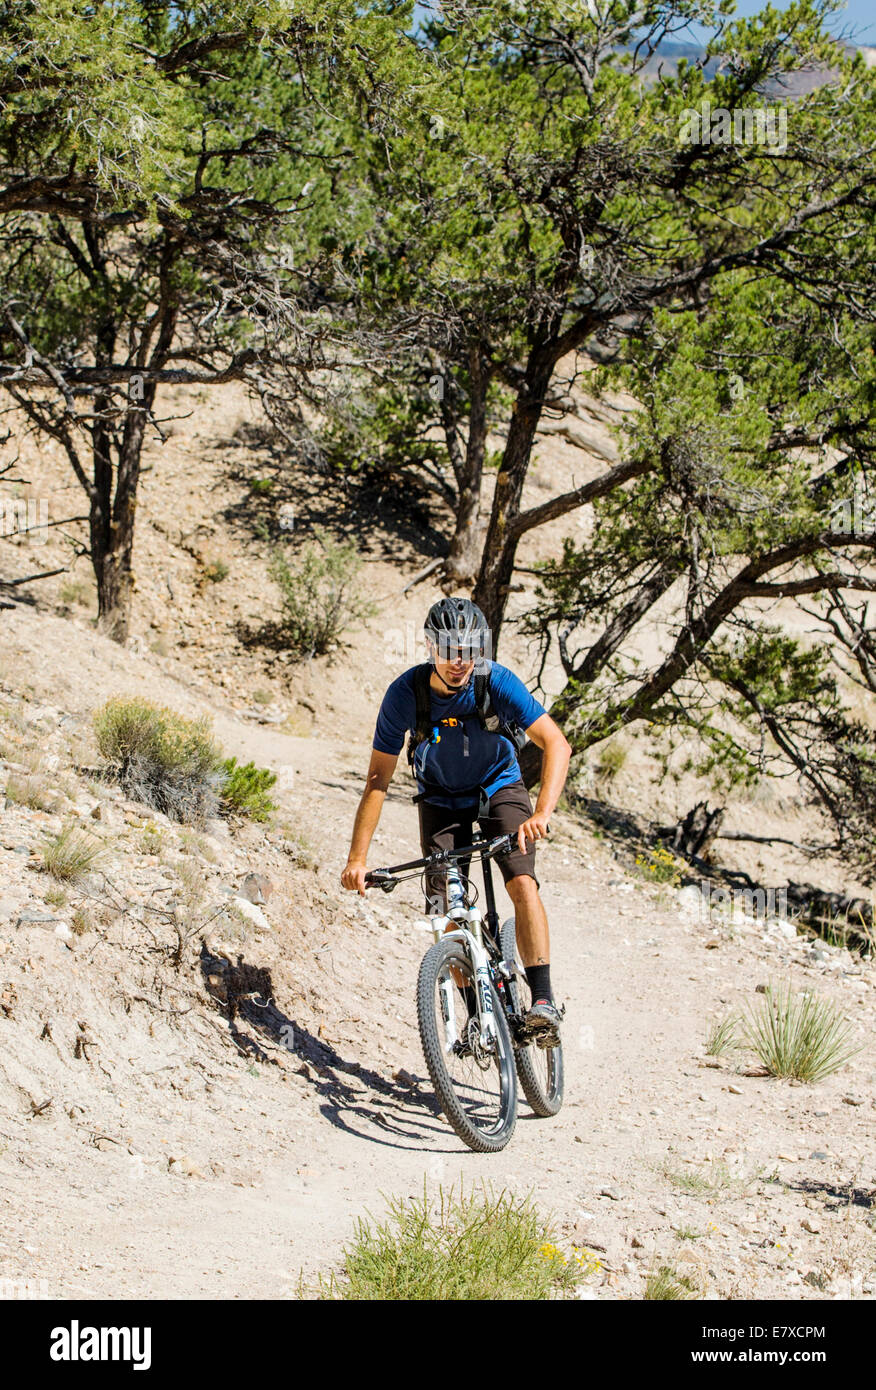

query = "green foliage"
[634,846,682,886]
[219,758,277,821]
[645,1265,698,1300]
[94,698,225,824]
[94,698,279,823]
[740,983,861,1083]
[39,824,103,883]
[269,531,375,658]
[319,1186,580,1301]
[705,1013,743,1058]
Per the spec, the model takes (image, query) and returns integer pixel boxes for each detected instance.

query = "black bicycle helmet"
[424,597,491,661]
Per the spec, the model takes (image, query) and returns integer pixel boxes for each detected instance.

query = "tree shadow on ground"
[212,422,449,567]
[569,791,874,954]
[781,1176,874,1212]
[199,944,457,1152]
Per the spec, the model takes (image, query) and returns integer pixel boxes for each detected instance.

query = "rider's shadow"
[199,946,459,1152]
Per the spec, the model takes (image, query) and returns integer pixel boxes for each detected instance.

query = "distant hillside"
[635,37,876,93]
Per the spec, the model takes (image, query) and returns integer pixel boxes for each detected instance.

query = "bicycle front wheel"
[500,918,564,1117]
[417,935,517,1153]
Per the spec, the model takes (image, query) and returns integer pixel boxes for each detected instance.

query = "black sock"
[525,965,552,1003]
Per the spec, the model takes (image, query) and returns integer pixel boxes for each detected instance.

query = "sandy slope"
[1,610,874,1301]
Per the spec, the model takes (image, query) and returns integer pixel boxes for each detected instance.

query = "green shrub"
[740,982,861,1083]
[705,1012,743,1057]
[202,559,229,583]
[634,845,682,886]
[269,530,375,658]
[645,1264,698,1300]
[220,758,277,821]
[318,1186,580,1301]
[94,698,224,824]
[595,739,627,783]
[39,824,103,883]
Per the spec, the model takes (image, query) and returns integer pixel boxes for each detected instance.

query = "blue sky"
[681,1,875,45]
[412,3,876,45]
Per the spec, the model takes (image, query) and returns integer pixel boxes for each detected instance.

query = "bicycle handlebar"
[364,832,515,891]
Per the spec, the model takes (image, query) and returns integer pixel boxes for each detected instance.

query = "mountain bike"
[365,832,564,1153]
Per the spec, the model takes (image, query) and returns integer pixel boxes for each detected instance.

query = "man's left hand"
[517,811,550,855]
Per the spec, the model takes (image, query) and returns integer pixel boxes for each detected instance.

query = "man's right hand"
[341,861,368,896]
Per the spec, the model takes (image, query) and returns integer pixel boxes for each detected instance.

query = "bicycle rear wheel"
[417,935,517,1153]
[499,918,564,1117]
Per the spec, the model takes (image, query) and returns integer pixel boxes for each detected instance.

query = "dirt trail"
[2,648,874,1299]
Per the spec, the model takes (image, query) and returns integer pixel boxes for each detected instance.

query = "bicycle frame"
[367,833,512,1051]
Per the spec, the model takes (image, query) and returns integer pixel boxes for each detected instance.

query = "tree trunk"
[445,481,483,586]
[660,801,725,859]
[444,344,489,587]
[93,403,151,643]
[474,351,555,645]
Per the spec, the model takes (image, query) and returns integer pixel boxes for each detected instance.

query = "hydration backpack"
[405,664,527,798]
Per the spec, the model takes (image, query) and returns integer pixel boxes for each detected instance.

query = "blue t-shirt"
[373,663,546,808]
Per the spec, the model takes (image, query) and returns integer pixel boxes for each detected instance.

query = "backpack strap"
[475,667,527,750]
[406,663,435,766]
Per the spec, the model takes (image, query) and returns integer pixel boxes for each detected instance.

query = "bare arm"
[341,748,399,895]
[516,713,571,854]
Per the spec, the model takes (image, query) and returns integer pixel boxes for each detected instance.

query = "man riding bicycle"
[341,597,571,1044]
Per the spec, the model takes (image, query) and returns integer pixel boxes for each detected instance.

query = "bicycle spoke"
[434,961,505,1133]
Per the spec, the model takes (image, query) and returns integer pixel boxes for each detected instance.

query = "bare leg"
[505,874,549,967]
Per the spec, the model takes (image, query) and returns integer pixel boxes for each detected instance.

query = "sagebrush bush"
[94,698,277,826]
[269,530,375,658]
[94,698,224,824]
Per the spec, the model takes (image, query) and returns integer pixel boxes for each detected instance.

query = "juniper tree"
[0,0,424,638]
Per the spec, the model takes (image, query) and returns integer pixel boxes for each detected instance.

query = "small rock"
[239,872,273,905]
[90,804,103,820]
[599,1186,621,1201]
[777,1153,798,1162]
[630,1235,644,1248]
[755,983,769,993]
[809,1151,829,1161]
[727,1084,743,1095]
[842,1095,864,1107]
[168,1154,206,1179]
[801,1218,821,1234]
[392,1068,418,1090]
[16,910,59,927]
[232,898,270,931]
[705,939,720,950]
[54,922,72,941]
